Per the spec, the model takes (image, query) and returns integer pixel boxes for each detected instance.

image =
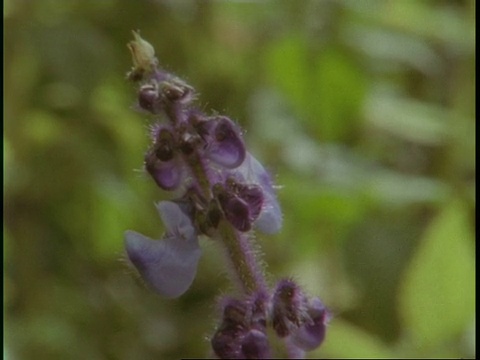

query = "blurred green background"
[4,0,475,359]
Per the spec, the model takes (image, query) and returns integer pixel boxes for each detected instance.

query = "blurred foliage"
[4,0,475,359]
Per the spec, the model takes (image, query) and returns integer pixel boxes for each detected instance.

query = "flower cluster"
[123,31,329,359]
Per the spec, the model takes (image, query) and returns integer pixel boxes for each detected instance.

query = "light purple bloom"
[124,201,201,298]
[125,33,330,358]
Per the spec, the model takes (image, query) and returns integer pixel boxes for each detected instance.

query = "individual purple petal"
[254,190,282,234]
[145,150,183,190]
[125,229,201,298]
[290,298,329,351]
[205,117,246,169]
[125,201,200,298]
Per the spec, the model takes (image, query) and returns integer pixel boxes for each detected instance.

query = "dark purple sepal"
[218,192,252,232]
[233,183,264,222]
[216,180,264,232]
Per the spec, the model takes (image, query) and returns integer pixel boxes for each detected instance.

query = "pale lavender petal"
[156,201,195,241]
[125,230,201,298]
[254,190,283,234]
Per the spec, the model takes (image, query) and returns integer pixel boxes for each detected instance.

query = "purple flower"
[214,179,264,232]
[125,32,330,359]
[241,329,270,359]
[124,201,201,298]
[271,279,310,338]
[203,116,246,169]
[289,297,329,351]
[272,279,330,352]
[211,295,271,359]
[229,153,283,234]
[145,126,185,190]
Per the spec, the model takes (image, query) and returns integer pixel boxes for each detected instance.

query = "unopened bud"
[127,30,157,80]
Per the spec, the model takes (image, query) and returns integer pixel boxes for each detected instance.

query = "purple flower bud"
[124,201,201,298]
[242,329,270,359]
[204,116,246,169]
[154,126,176,161]
[127,30,156,81]
[271,279,309,337]
[211,325,245,359]
[290,298,329,351]
[197,200,223,236]
[221,298,249,326]
[249,291,269,330]
[161,78,195,104]
[138,83,160,113]
[212,296,271,359]
[177,122,203,156]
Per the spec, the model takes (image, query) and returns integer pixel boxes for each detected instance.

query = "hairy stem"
[216,220,267,294]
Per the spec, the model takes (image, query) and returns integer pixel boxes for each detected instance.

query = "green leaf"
[312,47,366,141]
[264,34,311,118]
[365,94,450,145]
[399,200,475,348]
